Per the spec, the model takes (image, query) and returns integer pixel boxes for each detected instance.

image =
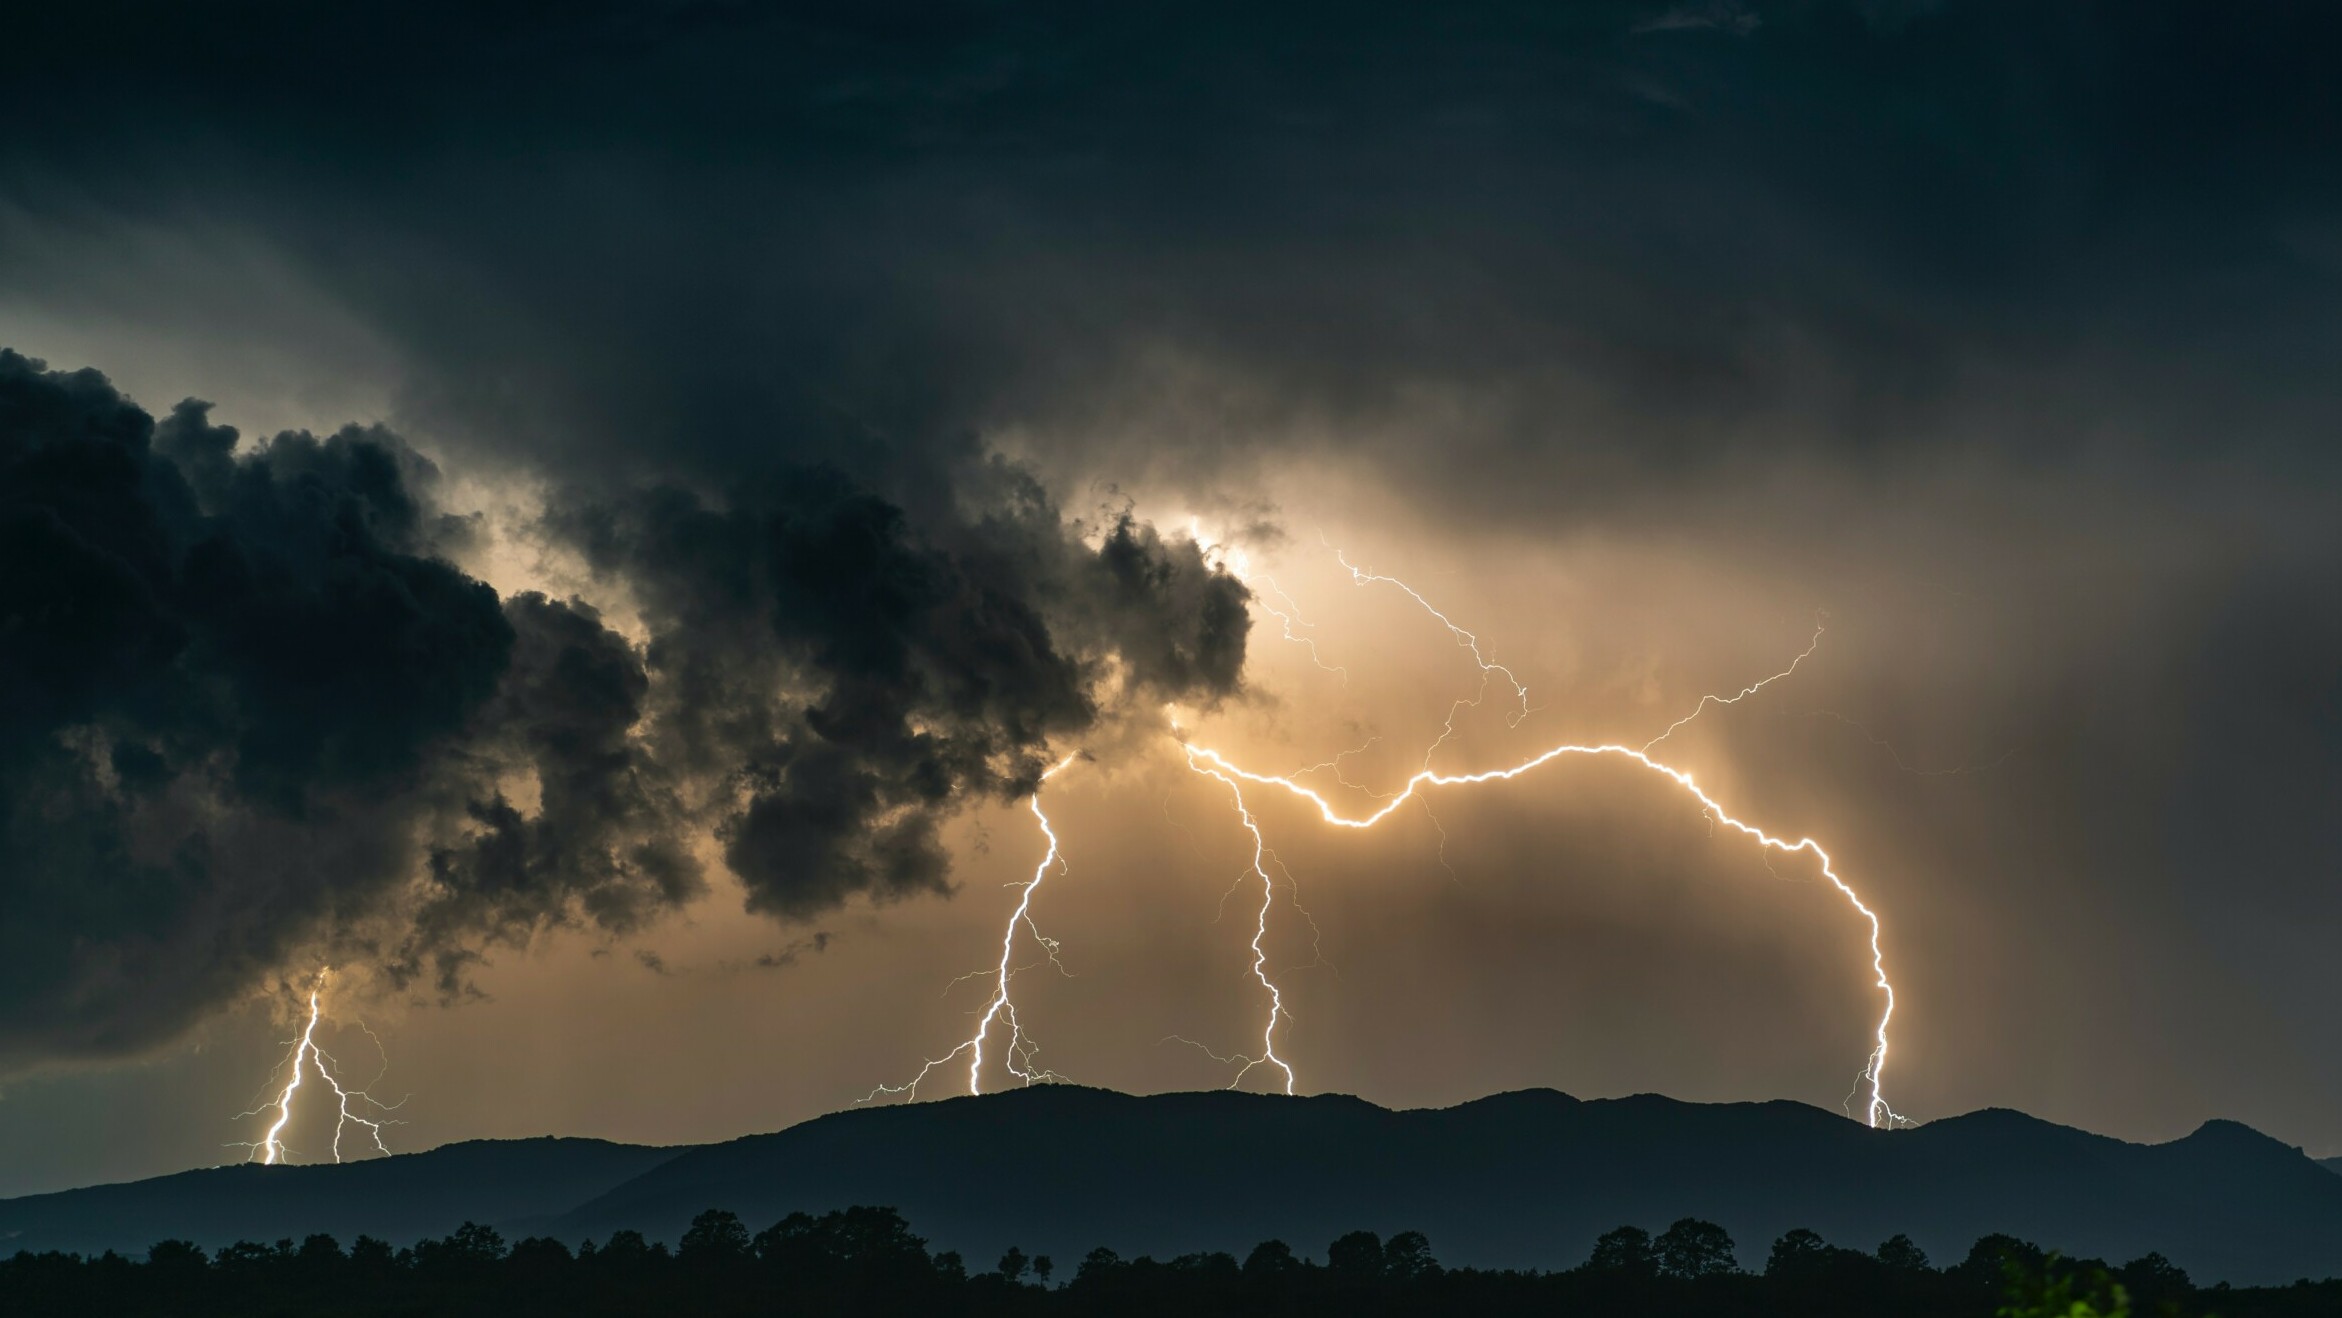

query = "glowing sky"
[4,1,2341,1196]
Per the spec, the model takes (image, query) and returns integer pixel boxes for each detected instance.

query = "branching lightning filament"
[1181,545,1905,1128]
[1641,619,1825,752]
[1332,545,1531,764]
[1178,738,1906,1127]
[1183,756,1297,1095]
[864,754,1081,1103]
[230,970,405,1165]
[862,529,1913,1133]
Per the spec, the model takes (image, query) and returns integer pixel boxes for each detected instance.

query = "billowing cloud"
[0,351,1245,1067]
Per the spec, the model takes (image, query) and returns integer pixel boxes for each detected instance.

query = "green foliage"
[2000,1254,2134,1318]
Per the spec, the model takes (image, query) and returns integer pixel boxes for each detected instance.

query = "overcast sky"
[4,0,2340,1196]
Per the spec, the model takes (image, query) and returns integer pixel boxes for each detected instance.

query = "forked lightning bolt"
[1180,761,1298,1094]
[231,970,404,1164]
[861,532,1910,1131]
[864,754,1081,1103]
[1333,546,1530,764]
[1178,738,1905,1127]
[1183,549,1906,1128]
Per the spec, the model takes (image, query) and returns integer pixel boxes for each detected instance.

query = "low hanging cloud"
[561,464,1249,921]
[0,350,1248,1068]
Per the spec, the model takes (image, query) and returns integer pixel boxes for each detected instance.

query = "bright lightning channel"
[1641,619,1825,753]
[1177,738,1905,1128]
[864,753,1081,1103]
[1181,761,1298,1094]
[230,970,404,1165]
[1182,548,1905,1129]
[1332,546,1531,765]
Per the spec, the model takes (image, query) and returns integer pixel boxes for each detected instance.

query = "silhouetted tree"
[1076,1245,1121,1288]
[1877,1233,1931,1271]
[598,1229,653,1262]
[1768,1227,1830,1277]
[213,1240,276,1271]
[144,1239,205,1272]
[510,1236,574,1268]
[1328,1230,1385,1278]
[751,1212,815,1265]
[1585,1224,1658,1275]
[1385,1230,1440,1281]
[2118,1251,2191,1310]
[1956,1232,2046,1288]
[1,1202,2282,1318]
[1242,1238,1299,1280]
[1032,1254,1053,1287]
[1655,1218,1738,1278]
[678,1208,750,1263]
[442,1222,507,1264]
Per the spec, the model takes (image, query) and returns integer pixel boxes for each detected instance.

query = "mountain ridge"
[7,1088,2341,1285]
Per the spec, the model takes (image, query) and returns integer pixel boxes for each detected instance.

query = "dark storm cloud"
[561,470,1247,919]
[0,350,509,1061]
[0,351,1246,1065]
[7,0,2337,502]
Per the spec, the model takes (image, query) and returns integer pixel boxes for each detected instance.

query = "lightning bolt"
[1191,519,1346,683]
[1177,738,1905,1127]
[865,753,1081,1103]
[230,970,405,1164]
[1182,756,1297,1094]
[1180,546,1904,1128]
[1641,619,1825,753]
[1332,545,1532,765]
[860,527,1911,1131]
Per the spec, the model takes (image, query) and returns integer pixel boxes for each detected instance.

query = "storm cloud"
[0,350,1247,1065]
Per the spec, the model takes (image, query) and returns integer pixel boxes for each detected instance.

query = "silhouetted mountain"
[2322,1155,2342,1177]
[552,1089,2342,1286]
[0,1138,675,1260]
[8,1090,2342,1285]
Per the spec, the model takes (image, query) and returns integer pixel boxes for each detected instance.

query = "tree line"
[5,1204,2338,1316]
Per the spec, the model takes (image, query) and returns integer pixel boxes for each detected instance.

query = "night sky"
[4,0,2340,1197]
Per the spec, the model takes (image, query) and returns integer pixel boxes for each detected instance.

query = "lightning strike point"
[865,753,1082,1104]
[230,969,405,1165]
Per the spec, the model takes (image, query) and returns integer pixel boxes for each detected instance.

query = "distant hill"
[0,1137,676,1260]
[8,1089,2342,1286]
